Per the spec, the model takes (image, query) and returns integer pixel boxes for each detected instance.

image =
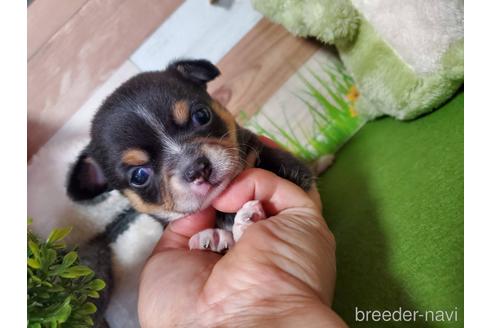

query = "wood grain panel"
[28,0,183,159]
[131,0,261,71]
[249,48,342,145]
[28,0,88,59]
[209,18,320,117]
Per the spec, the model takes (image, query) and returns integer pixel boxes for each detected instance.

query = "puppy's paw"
[232,200,266,242]
[188,229,234,253]
[312,154,335,175]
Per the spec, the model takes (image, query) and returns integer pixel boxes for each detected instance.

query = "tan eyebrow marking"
[121,148,149,166]
[123,187,174,213]
[123,189,164,213]
[211,100,238,144]
[173,100,189,125]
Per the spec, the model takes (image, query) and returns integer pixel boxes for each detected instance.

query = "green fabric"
[338,18,464,120]
[252,0,360,44]
[318,92,464,327]
[252,0,464,121]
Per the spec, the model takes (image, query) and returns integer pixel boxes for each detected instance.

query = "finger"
[213,168,319,216]
[153,206,216,253]
[307,185,322,211]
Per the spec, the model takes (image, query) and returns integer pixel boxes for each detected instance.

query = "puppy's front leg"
[188,229,234,253]
[188,201,266,253]
[232,200,266,241]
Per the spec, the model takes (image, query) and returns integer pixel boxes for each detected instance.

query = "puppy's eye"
[129,167,153,188]
[191,107,211,126]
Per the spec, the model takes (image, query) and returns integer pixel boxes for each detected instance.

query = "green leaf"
[40,280,54,288]
[39,292,50,299]
[29,274,42,284]
[78,302,97,315]
[47,264,63,276]
[46,227,72,244]
[81,271,95,283]
[44,249,58,267]
[47,285,64,293]
[29,225,108,328]
[51,298,72,323]
[27,258,41,269]
[28,240,41,260]
[60,265,93,278]
[61,251,78,268]
[84,316,94,326]
[87,279,106,291]
[28,297,72,324]
[87,290,100,299]
[51,241,67,250]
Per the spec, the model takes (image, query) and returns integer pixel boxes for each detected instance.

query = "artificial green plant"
[27,221,106,328]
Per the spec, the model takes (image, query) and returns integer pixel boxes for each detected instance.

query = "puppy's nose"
[183,157,212,183]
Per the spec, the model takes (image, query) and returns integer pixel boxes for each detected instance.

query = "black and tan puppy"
[67,59,314,252]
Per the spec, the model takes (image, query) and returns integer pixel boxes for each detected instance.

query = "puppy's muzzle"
[183,156,212,183]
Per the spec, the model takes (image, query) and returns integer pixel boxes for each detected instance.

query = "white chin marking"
[168,142,241,214]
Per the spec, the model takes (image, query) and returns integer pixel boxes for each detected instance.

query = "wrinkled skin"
[138,169,347,327]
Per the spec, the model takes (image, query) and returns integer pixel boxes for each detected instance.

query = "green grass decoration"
[28,221,106,328]
[246,60,365,163]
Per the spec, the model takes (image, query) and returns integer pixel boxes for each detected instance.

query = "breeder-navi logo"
[355,307,459,323]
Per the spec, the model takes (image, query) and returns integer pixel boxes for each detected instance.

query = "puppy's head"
[67,59,246,220]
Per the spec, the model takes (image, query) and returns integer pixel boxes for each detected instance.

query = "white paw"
[232,200,266,241]
[188,228,234,253]
[313,154,335,175]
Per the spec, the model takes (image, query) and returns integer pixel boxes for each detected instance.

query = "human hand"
[138,168,347,327]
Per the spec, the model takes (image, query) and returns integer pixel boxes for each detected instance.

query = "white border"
[8,0,485,326]
[0,0,27,325]
[464,1,492,326]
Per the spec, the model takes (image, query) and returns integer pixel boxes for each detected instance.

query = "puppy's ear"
[168,59,220,86]
[67,150,109,201]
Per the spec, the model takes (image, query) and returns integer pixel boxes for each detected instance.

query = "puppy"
[67,59,314,252]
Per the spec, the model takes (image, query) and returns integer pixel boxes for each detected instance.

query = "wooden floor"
[28,0,327,160]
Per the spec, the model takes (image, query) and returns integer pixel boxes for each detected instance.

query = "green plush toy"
[253,0,464,120]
